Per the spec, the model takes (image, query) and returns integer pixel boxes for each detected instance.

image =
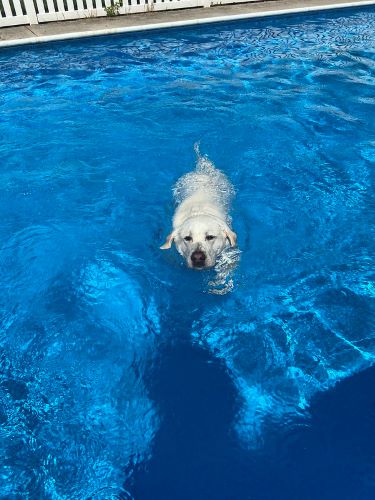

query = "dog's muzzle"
[191,250,206,268]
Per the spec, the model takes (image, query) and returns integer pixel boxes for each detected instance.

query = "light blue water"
[0,7,375,499]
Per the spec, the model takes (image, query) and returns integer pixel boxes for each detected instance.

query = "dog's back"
[173,146,235,220]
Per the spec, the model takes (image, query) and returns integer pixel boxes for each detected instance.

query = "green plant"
[104,1,122,16]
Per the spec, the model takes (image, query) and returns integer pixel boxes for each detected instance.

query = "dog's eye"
[184,236,192,242]
[206,235,216,241]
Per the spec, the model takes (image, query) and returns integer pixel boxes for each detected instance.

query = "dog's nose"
[191,250,206,268]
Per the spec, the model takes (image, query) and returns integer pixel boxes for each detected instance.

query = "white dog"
[160,146,237,270]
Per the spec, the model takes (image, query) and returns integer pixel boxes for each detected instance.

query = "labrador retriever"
[160,146,237,270]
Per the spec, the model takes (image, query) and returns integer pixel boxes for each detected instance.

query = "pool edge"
[0,0,375,48]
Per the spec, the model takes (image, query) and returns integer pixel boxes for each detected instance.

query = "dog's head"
[160,215,237,269]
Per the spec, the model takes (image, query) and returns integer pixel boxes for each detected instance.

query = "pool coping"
[0,0,374,48]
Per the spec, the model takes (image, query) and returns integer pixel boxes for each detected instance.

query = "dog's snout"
[191,250,206,268]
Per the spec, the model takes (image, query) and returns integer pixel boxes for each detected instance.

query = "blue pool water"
[1,6,375,499]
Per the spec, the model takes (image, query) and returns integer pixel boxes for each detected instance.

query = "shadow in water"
[129,352,375,500]
[270,365,375,500]
[129,335,240,500]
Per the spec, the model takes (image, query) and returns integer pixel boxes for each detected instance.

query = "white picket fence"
[0,0,254,27]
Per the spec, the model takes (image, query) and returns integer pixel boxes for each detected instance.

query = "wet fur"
[160,147,237,269]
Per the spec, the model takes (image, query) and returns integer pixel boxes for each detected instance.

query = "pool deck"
[0,0,374,47]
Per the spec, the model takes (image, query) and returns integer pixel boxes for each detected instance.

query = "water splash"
[207,247,241,295]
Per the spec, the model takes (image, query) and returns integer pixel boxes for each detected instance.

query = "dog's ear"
[223,226,237,247]
[160,231,175,250]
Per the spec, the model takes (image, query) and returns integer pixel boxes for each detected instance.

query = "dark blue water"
[0,6,374,499]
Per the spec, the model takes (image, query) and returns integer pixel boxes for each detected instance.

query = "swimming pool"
[0,6,374,499]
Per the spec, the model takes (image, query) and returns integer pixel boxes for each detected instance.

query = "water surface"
[0,7,374,499]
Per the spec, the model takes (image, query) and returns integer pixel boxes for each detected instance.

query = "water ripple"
[0,5,374,496]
